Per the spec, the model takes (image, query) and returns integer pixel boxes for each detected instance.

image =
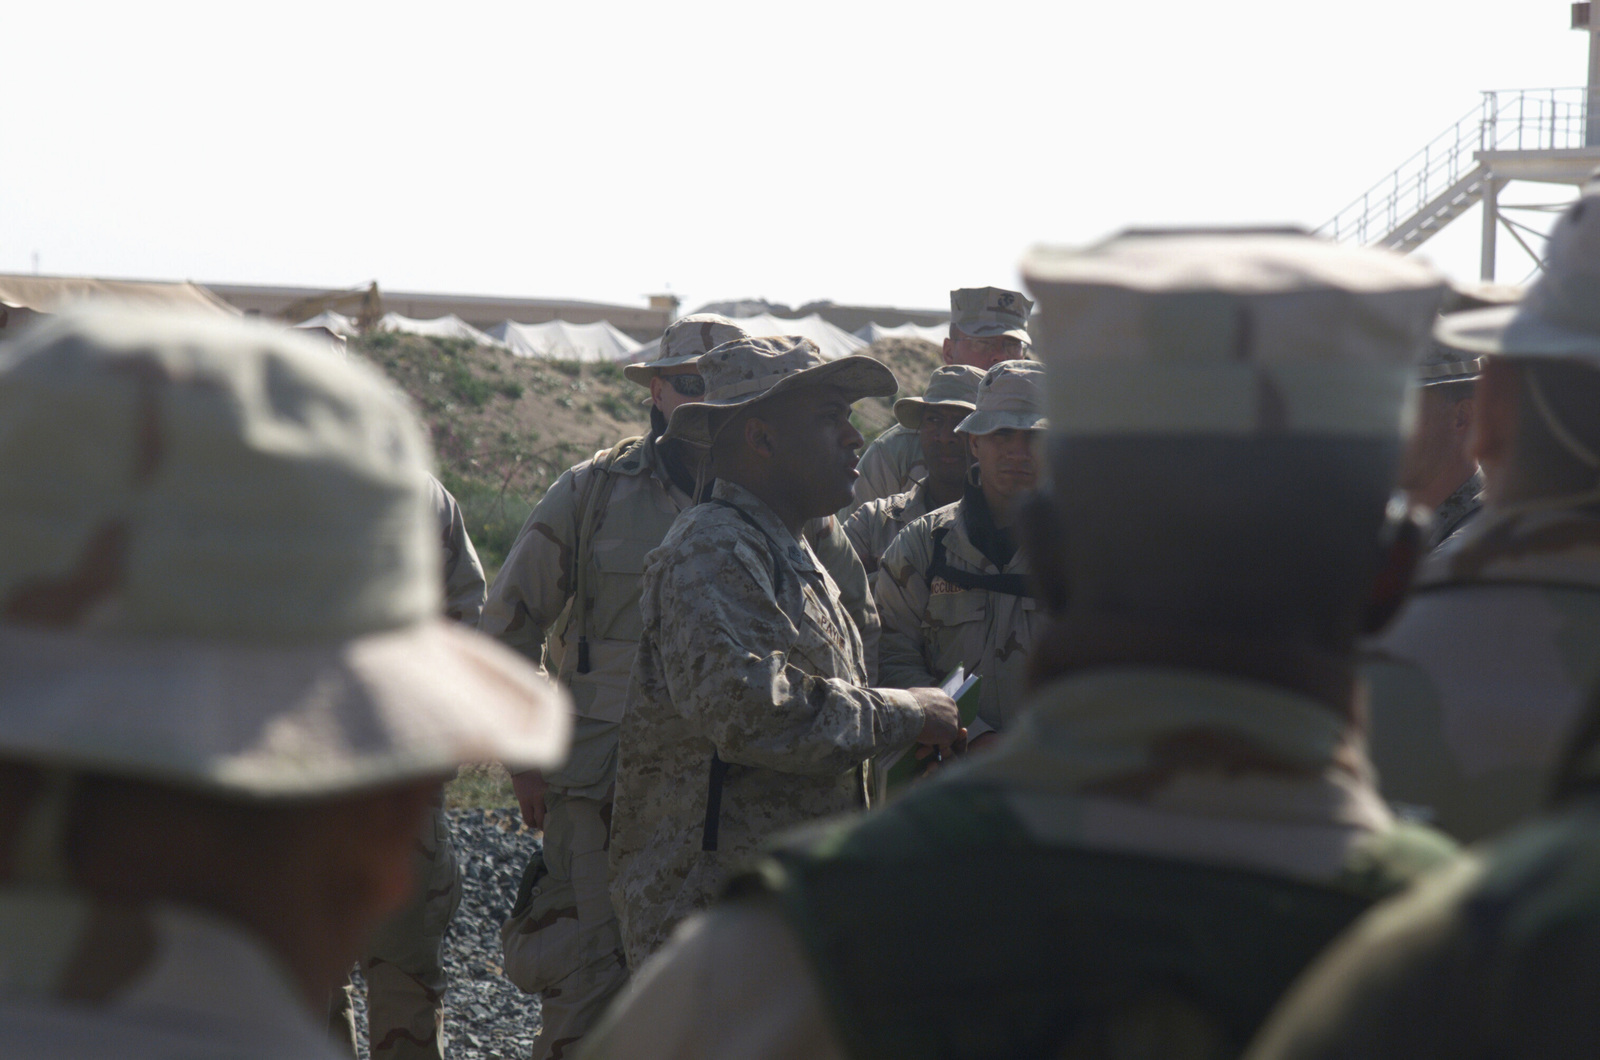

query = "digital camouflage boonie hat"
[893,364,984,429]
[1435,174,1600,363]
[951,286,1033,342]
[1416,337,1483,388]
[955,360,1048,435]
[622,313,749,386]
[1021,228,1447,440]
[0,306,570,797]
[664,335,898,448]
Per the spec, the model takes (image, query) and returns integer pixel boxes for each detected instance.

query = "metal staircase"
[1318,88,1600,265]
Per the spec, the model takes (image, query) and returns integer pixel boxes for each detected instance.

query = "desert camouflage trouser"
[501,793,628,1060]
[329,804,462,1060]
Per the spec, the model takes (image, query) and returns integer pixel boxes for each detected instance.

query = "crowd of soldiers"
[4,176,1600,1060]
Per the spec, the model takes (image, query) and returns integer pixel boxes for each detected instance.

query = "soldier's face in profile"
[760,388,865,516]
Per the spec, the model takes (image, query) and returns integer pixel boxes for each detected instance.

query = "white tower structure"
[1321,4,1600,281]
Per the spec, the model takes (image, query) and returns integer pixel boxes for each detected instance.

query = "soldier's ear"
[743,414,777,459]
[1019,491,1070,615]
[1362,499,1427,635]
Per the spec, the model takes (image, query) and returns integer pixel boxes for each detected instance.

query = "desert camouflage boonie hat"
[622,313,749,386]
[1021,228,1447,439]
[0,306,570,797]
[1435,174,1600,363]
[664,335,898,448]
[955,360,1048,435]
[951,286,1033,342]
[893,364,984,429]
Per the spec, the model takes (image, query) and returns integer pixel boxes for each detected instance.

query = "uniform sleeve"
[875,523,939,691]
[807,515,881,683]
[478,467,586,667]
[841,504,880,575]
[581,901,850,1060]
[430,477,488,627]
[656,529,922,775]
[848,435,903,513]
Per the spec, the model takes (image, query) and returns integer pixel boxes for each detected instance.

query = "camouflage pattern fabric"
[0,886,346,1059]
[607,480,924,965]
[428,475,487,626]
[1427,467,1484,550]
[584,669,1457,1060]
[950,286,1033,341]
[842,484,930,577]
[875,500,1044,736]
[848,423,924,512]
[1245,801,1600,1060]
[1363,506,1600,841]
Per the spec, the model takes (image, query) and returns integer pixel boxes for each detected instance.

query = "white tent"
[855,321,949,345]
[629,312,868,364]
[294,310,359,336]
[488,319,642,362]
[378,312,502,347]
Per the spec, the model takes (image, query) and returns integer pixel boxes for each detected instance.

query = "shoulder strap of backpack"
[563,436,644,673]
[925,524,1032,599]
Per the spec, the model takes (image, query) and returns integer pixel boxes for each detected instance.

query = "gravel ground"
[349,808,546,1060]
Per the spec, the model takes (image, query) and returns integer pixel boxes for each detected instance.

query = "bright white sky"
[0,1,1590,313]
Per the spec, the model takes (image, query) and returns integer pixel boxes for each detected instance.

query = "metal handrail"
[1318,87,1598,245]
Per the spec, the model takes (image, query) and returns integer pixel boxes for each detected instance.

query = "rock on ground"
[348,808,544,1060]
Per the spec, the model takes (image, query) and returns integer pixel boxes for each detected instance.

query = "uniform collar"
[709,480,818,574]
[1417,499,1600,591]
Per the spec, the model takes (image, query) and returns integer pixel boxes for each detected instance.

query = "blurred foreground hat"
[951,286,1032,342]
[893,364,984,429]
[1021,227,1447,439]
[956,360,1048,435]
[623,313,750,386]
[1435,174,1600,362]
[0,306,569,797]
[665,335,897,448]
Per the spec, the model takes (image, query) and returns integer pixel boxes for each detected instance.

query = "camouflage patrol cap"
[664,335,897,448]
[622,313,749,386]
[1436,175,1600,362]
[0,306,570,797]
[893,364,984,429]
[1021,228,1447,439]
[956,360,1048,435]
[1417,336,1483,388]
[951,287,1033,342]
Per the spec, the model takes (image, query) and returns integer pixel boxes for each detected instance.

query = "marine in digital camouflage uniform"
[0,306,568,1060]
[848,287,1031,511]
[842,364,981,576]
[876,360,1048,743]
[1362,179,1600,844]
[328,474,486,1060]
[583,228,1458,1060]
[1398,338,1486,551]
[480,317,877,1058]
[605,336,960,968]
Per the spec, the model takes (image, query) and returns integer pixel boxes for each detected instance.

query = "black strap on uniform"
[702,753,731,851]
[926,525,1033,599]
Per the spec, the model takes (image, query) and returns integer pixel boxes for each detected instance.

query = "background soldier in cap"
[0,306,568,1059]
[849,286,1032,511]
[582,229,1456,1060]
[605,335,962,967]
[1397,340,1484,550]
[1361,174,1600,844]
[481,315,876,1057]
[842,364,982,576]
[876,360,1048,747]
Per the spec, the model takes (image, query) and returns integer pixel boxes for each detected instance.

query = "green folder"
[885,667,982,790]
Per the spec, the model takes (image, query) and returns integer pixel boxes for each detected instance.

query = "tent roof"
[487,319,642,362]
[855,321,948,345]
[378,312,502,347]
[628,312,868,364]
[0,274,240,317]
[295,310,359,336]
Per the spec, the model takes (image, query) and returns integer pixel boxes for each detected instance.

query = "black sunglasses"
[665,373,706,397]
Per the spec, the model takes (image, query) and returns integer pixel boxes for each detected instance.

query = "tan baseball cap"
[0,306,570,797]
[893,364,984,429]
[1022,227,1446,439]
[664,335,898,448]
[951,286,1032,342]
[955,360,1048,436]
[622,313,749,386]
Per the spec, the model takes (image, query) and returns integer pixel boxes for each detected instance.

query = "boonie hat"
[955,360,1048,436]
[951,286,1032,343]
[622,313,749,386]
[893,364,984,429]
[0,306,570,797]
[664,335,898,448]
[1435,174,1600,362]
[1021,227,1446,440]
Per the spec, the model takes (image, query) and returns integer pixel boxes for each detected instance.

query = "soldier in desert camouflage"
[605,335,962,967]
